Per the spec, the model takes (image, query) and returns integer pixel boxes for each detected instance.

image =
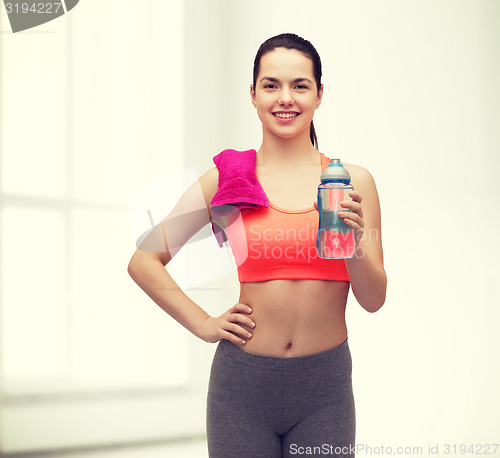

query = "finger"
[339,212,364,229]
[226,322,253,340]
[339,202,363,218]
[340,200,363,216]
[221,329,248,345]
[313,201,319,212]
[339,212,365,230]
[231,312,256,329]
[349,190,362,203]
[338,210,363,222]
[232,303,253,314]
[343,218,365,237]
[343,217,362,229]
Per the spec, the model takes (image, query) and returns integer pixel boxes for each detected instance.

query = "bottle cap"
[320,158,351,182]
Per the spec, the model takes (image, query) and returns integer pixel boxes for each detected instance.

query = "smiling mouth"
[272,112,300,119]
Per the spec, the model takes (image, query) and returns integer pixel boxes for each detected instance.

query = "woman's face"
[251,47,323,141]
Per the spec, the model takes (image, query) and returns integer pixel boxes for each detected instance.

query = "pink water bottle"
[316,158,356,259]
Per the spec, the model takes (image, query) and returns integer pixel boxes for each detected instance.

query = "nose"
[278,87,294,106]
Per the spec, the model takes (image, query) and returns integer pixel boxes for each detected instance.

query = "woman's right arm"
[127,167,255,345]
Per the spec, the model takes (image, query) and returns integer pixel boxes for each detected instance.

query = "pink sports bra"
[225,152,350,283]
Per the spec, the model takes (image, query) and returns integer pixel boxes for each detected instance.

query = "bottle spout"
[321,158,351,182]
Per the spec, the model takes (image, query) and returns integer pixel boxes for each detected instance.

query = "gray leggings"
[206,338,356,458]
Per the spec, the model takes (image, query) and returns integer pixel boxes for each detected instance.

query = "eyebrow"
[259,76,313,84]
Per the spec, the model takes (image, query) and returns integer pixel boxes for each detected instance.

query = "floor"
[4,438,209,458]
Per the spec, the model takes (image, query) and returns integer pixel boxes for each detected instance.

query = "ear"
[315,84,323,109]
[250,84,256,108]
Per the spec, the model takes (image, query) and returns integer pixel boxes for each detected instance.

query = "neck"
[257,128,319,169]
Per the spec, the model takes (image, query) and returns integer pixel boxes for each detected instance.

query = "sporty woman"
[128,33,386,458]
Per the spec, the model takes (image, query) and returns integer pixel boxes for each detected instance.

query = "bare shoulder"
[198,166,219,211]
[342,162,375,187]
[342,162,382,203]
[342,161,382,220]
[343,161,382,236]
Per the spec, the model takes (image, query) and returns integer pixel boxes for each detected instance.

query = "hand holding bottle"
[316,159,364,258]
[313,190,365,250]
[337,190,365,248]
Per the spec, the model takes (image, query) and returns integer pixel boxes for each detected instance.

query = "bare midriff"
[234,279,350,357]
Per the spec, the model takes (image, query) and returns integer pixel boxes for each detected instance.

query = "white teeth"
[274,112,298,118]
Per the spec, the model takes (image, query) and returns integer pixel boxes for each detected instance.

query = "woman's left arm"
[340,166,387,313]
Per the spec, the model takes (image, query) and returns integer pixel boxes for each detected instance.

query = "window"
[0,1,214,453]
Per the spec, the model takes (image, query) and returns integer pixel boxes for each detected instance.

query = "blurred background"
[1,0,499,456]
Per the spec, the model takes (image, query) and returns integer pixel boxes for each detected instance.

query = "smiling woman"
[251,45,323,148]
[128,32,386,458]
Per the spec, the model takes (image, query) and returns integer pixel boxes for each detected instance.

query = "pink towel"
[210,148,268,247]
